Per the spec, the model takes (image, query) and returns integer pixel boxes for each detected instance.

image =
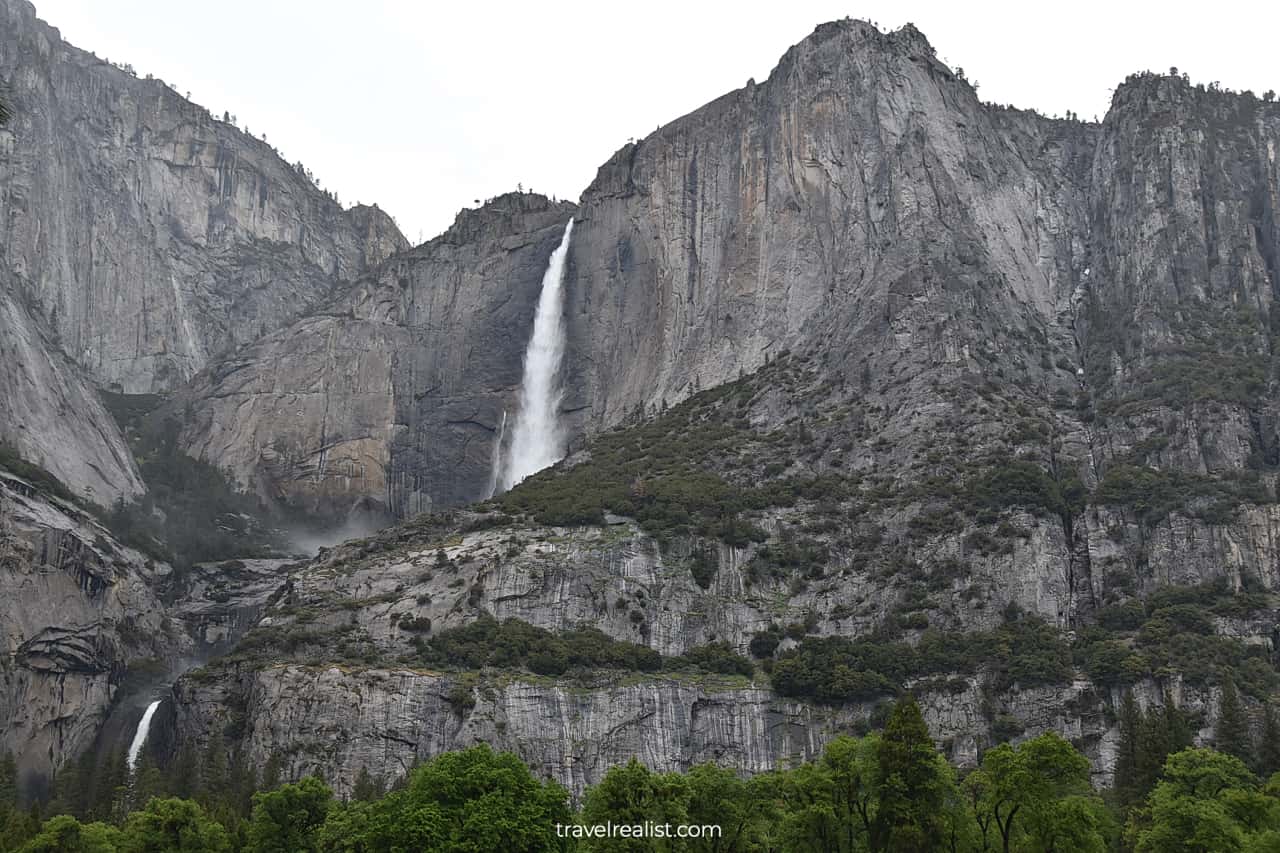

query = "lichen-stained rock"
[176,193,576,520]
[0,0,407,395]
[0,470,188,783]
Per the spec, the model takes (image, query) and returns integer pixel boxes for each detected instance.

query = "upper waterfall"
[498,220,574,491]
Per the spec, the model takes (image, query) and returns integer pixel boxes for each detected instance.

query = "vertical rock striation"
[0,0,406,396]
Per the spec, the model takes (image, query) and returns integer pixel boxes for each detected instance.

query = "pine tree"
[1261,704,1280,777]
[226,747,258,821]
[351,766,384,803]
[130,749,167,812]
[0,751,16,815]
[1114,692,1142,806]
[874,695,947,852]
[1163,693,1194,755]
[1215,679,1253,762]
[167,743,201,800]
[1135,694,1191,798]
[90,750,128,824]
[260,753,285,793]
[201,732,229,809]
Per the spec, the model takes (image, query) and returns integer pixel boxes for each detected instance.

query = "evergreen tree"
[1261,704,1280,777]
[350,766,383,803]
[1215,679,1252,763]
[0,751,15,814]
[129,750,167,814]
[224,747,258,825]
[0,752,30,853]
[201,732,229,803]
[1,805,39,852]
[46,750,92,820]
[1113,692,1142,806]
[1162,693,1194,753]
[89,750,127,825]
[1135,693,1192,797]
[873,695,947,852]
[259,753,284,793]
[166,743,201,801]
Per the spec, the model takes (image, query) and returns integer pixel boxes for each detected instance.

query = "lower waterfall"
[126,699,162,771]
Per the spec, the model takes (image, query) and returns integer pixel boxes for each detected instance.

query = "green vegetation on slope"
[1077,579,1278,698]
[99,393,284,570]
[767,608,1072,703]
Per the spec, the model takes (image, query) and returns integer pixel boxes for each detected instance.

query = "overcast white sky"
[31,0,1280,244]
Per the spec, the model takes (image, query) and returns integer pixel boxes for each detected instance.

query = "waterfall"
[485,410,507,498]
[499,220,573,491]
[126,699,161,771]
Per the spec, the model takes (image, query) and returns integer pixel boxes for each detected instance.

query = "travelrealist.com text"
[555,822,723,839]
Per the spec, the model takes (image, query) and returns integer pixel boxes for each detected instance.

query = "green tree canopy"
[969,731,1108,853]
[18,814,122,853]
[118,798,230,852]
[320,745,569,853]
[579,758,689,852]
[245,776,333,853]
[1131,748,1278,853]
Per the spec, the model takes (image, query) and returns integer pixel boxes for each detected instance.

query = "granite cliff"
[160,20,1280,795]
[3,3,1280,806]
[0,0,405,504]
[173,193,575,522]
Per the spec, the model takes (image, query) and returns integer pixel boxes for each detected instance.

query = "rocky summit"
[3,0,1280,841]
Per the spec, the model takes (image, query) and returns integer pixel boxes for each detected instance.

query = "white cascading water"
[485,411,507,499]
[498,220,574,491]
[126,699,162,771]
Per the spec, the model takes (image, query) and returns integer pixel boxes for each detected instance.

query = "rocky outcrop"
[166,647,1231,799]
[0,279,143,504]
[0,0,407,396]
[565,21,1093,431]
[176,193,575,520]
[171,558,295,654]
[162,504,1277,795]
[0,469,187,785]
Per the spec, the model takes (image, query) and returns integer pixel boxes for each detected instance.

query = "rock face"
[6,6,1280,804]
[0,469,186,786]
[161,516,1253,797]
[171,664,1229,799]
[0,0,406,396]
[564,21,1091,429]
[158,20,1280,797]
[176,193,576,520]
[0,279,143,504]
